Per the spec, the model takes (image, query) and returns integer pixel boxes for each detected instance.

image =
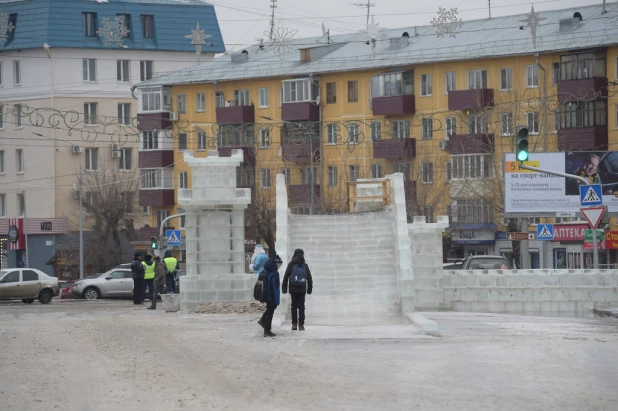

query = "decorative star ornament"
[185,21,212,57]
[431,7,463,38]
[97,16,129,47]
[264,21,298,60]
[366,17,386,57]
[0,12,15,45]
[520,5,545,49]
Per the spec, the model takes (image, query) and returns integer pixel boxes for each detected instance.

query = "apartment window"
[279,87,283,106]
[468,114,489,134]
[449,154,494,180]
[157,210,171,228]
[117,103,131,125]
[0,150,4,173]
[140,169,172,189]
[326,82,337,103]
[197,130,207,150]
[142,206,151,215]
[119,148,132,171]
[327,166,338,187]
[260,129,270,147]
[17,193,24,217]
[526,111,539,134]
[561,51,606,81]
[282,79,318,103]
[0,194,5,217]
[141,87,161,111]
[500,68,512,91]
[83,12,97,37]
[468,69,487,89]
[141,15,154,38]
[13,61,20,85]
[444,72,456,94]
[232,89,249,106]
[0,105,4,129]
[15,104,22,128]
[259,88,269,107]
[561,100,607,129]
[371,164,382,179]
[140,61,153,81]
[347,123,359,143]
[554,111,560,133]
[117,14,131,37]
[82,59,96,82]
[348,165,359,182]
[117,60,130,82]
[347,80,359,102]
[326,124,337,144]
[177,94,186,114]
[260,169,271,188]
[421,74,432,96]
[142,131,158,150]
[15,149,23,173]
[370,121,381,141]
[552,62,560,85]
[85,148,98,171]
[422,163,433,184]
[392,163,411,181]
[526,65,539,88]
[370,71,414,97]
[301,167,317,185]
[424,206,434,223]
[281,168,290,183]
[84,103,97,125]
[179,172,188,189]
[501,112,513,136]
[421,118,433,140]
[216,92,225,108]
[196,92,205,112]
[452,198,494,224]
[446,116,457,137]
[178,133,187,150]
[392,120,410,139]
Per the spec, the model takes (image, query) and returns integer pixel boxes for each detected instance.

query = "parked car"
[443,261,464,270]
[71,267,135,300]
[0,268,60,304]
[60,282,75,299]
[460,255,512,270]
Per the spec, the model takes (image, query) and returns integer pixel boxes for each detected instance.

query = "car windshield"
[467,258,511,270]
[0,270,10,277]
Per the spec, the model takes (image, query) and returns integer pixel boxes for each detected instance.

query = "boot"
[264,331,276,337]
[299,322,305,331]
[258,319,264,329]
[147,305,156,310]
[291,323,298,331]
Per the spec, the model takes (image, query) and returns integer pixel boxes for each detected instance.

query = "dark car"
[460,255,512,270]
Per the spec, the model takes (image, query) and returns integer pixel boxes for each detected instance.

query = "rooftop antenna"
[488,0,491,18]
[269,0,278,41]
[352,0,377,28]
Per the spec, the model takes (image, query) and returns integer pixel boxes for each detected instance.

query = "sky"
[208,0,604,51]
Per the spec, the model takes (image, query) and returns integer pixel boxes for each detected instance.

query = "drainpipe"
[535,53,547,152]
[310,73,323,213]
[130,85,138,100]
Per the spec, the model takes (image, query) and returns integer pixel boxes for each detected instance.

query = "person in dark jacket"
[130,252,145,305]
[257,256,281,337]
[282,249,313,331]
[149,256,166,310]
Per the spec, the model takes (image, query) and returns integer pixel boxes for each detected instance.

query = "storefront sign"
[552,224,589,242]
[8,225,18,243]
[0,218,67,235]
[452,230,495,245]
[605,231,618,249]
[583,229,605,250]
[40,222,52,231]
[6,219,25,250]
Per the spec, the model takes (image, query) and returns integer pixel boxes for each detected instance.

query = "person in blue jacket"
[250,244,268,275]
[258,255,282,337]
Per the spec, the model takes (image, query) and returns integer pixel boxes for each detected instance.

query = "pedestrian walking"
[163,250,179,294]
[130,251,145,305]
[249,244,268,274]
[282,249,313,331]
[141,254,156,309]
[258,255,282,337]
[148,256,166,310]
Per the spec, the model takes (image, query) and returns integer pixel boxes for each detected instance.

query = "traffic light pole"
[157,213,186,257]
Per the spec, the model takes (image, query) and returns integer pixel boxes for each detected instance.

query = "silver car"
[0,268,60,304]
[71,267,135,300]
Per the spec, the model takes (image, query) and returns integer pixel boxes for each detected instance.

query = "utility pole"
[353,0,376,28]
[269,0,277,41]
[79,165,84,280]
[22,190,29,268]
[309,136,314,215]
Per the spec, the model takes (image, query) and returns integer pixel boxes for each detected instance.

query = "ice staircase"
[287,211,404,325]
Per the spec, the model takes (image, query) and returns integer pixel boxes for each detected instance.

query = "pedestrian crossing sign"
[536,224,554,240]
[165,230,181,245]
[579,184,603,206]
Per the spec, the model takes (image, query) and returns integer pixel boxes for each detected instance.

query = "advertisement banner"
[605,231,618,249]
[504,151,618,214]
[583,229,605,250]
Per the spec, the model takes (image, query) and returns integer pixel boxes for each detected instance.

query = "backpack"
[290,264,307,288]
[253,271,269,303]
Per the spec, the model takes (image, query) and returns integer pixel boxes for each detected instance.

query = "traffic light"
[150,236,158,250]
[516,127,529,163]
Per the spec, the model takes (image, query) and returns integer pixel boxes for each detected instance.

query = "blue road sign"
[165,229,182,245]
[579,184,603,206]
[536,224,554,240]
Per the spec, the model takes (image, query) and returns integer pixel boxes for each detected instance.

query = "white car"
[0,268,60,304]
[71,267,135,300]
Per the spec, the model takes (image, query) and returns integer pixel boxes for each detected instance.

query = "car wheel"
[83,287,100,301]
[22,299,35,304]
[38,290,53,304]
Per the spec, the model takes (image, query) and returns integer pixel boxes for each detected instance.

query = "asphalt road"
[0,301,617,410]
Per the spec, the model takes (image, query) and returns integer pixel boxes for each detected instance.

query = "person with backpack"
[282,249,313,331]
[256,256,282,337]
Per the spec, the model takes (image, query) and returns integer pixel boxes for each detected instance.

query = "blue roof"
[0,0,225,53]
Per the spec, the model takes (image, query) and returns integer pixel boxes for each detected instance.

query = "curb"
[593,308,618,319]
[406,312,439,336]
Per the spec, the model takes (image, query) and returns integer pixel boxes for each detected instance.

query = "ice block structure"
[178,150,252,313]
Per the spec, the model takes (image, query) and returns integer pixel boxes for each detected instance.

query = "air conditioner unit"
[72,145,82,154]
[111,144,121,158]
[438,141,448,150]
[170,112,179,121]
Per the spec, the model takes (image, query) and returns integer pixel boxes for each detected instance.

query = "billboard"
[504,151,618,215]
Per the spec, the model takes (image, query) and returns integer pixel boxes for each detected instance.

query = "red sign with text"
[605,231,618,249]
[552,224,589,242]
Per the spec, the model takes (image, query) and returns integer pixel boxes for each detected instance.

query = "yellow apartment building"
[136,4,618,268]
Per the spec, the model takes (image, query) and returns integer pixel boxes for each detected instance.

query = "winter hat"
[293,248,304,256]
[254,244,265,254]
[154,256,161,262]
[145,254,152,261]
[134,251,142,258]
[275,255,283,264]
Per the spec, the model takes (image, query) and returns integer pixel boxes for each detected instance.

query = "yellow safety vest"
[142,261,156,280]
[164,257,178,274]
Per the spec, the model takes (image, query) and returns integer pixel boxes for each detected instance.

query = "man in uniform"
[142,254,156,309]
[130,252,145,305]
[163,250,179,294]
[149,256,166,310]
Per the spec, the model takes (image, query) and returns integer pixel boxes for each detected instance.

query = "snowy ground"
[0,301,617,410]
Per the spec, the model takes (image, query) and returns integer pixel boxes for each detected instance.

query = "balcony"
[282,142,321,163]
[138,150,174,168]
[139,189,175,207]
[373,138,416,159]
[288,185,321,206]
[557,126,608,151]
[448,89,494,111]
[558,77,607,103]
[372,95,415,116]
[448,134,494,155]
[137,112,171,131]
[216,105,255,125]
[218,146,256,165]
[281,102,319,122]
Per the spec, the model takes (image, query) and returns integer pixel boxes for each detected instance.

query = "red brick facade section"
[372,95,415,116]
[282,142,321,163]
[448,134,494,154]
[557,127,608,151]
[137,112,171,131]
[447,89,494,111]
[139,189,175,207]
[288,185,321,205]
[557,78,607,103]
[215,105,255,125]
[138,150,174,168]
[281,102,319,122]
[218,146,256,165]
[138,226,175,241]
[373,138,416,159]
